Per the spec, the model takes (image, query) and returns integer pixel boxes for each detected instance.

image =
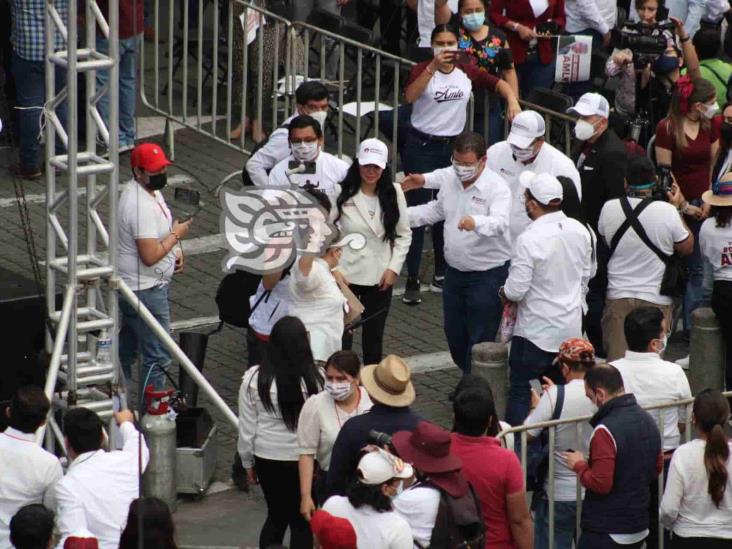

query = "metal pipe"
[196,0,203,130]
[548,426,555,549]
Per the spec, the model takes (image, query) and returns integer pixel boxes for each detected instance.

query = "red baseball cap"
[310,510,357,549]
[130,142,172,173]
[63,536,99,549]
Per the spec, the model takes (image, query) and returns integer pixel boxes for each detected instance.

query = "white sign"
[239,9,265,46]
[554,35,593,83]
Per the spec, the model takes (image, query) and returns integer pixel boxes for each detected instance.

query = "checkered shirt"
[10,0,68,62]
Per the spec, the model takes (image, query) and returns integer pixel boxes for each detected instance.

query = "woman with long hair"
[237,316,323,549]
[655,76,720,332]
[298,351,373,521]
[334,139,411,365]
[660,389,732,547]
[119,497,177,549]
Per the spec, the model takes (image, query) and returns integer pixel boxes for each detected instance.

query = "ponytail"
[704,423,730,508]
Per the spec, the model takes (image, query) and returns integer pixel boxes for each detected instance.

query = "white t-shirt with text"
[700,217,732,282]
[411,68,473,137]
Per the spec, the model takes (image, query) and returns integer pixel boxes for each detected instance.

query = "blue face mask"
[651,54,678,74]
[462,11,486,31]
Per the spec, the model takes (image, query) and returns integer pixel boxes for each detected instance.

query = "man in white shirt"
[500,172,593,425]
[0,386,62,549]
[406,132,512,380]
[54,407,149,549]
[118,143,191,395]
[565,0,616,47]
[610,306,692,549]
[268,115,349,200]
[525,338,595,549]
[598,156,693,361]
[244,81,330,186]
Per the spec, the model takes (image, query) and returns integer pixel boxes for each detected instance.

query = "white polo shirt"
[611,351,692,451]
[411,67,474,137]
[598,198,689,306]
[267,151,350,199]
[409,166,512,272]
[700,217,732,282]
[245,113,297,187]
[504,211,593,352]
[485,141,582,242]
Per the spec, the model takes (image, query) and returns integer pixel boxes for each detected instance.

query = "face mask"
[389,480,404,499]
[309,110,328,129]
[655,333,668,354]
[147,172,167,191]
[700,103,720,120]
[651,54,678,74]
[573,119,597,141]
[433,45,458,58]
[324,380,354,402]
[452,161,480,182]
[510,144,537,162]
[721,122,732,143]
[292,141,319,162]
[461,12,485,31]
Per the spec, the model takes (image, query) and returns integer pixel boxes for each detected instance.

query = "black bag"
[525,384,565,495]
[610,197,689,298]
[214,270,265,328]
[423,483,486,549]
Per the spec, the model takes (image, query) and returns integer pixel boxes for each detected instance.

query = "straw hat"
[360,355,415,407]
[703,173,732,207]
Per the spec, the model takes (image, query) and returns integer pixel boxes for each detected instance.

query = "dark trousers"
[712,280,732,391]
[578,531,644,549]
[443,263,509,374]
[342,283,393,365]
[672,536,732,548]
[647,456,671,549]
[516,51,556,98]
[402,130,452,278]
[254,456,312,549]
[506,336,559,426]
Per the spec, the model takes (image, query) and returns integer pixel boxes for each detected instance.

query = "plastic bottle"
[96,329,112,366]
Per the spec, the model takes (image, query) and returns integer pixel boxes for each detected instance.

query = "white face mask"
[700,103,720,120]
[433,45,458,58]
[309,109,328,129]
[292,141,319,162]
[324,380,354,402]
[655,333,668,355]
[510,144,537,162]
[389,480,404,499]
[452,161,480,182]
[574,119,597,141]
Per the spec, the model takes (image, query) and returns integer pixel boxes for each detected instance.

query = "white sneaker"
[675,356,690,370]
[119,143,135,154]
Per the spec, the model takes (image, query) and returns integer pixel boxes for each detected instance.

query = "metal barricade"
[495,392,732,549]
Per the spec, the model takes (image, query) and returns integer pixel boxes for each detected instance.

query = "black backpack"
[214,270,264,328]
[421,483,486,549]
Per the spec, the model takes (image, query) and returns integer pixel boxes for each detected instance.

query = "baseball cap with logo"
[567,93,610,119]
[130,143,172,173]
[358,449,414,485]
[519,170,563,205]
[507,111,546,149]
[358,138,389,169]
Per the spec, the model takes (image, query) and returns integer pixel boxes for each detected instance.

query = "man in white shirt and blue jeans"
[407,132,512,383]
[500,172,594,425]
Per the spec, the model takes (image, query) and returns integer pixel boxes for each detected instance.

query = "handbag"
[609,197,689,298]
[335,277,365,326]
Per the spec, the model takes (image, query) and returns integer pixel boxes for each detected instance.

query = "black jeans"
[647,457,671,549]
[578,531,644,549]
[672,536,732,548]
[254,456,312,549]
[342,284,392,365]
[712,280,732,391]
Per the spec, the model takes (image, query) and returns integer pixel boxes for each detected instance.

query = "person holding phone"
[401,23,520,305]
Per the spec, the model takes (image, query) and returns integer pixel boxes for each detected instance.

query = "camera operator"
[597,156,693,361]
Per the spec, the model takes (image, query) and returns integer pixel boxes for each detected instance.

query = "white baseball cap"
[519,170,563,205]
[507,111,546,149]
[358,138,389,169]
[567,93,610,119]
[358,450,414,485]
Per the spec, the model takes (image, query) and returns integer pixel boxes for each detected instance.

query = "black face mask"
[722,122,732,145]
[147,172,167,191]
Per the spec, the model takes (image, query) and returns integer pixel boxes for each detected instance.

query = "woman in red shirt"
[490,0,565,98]
[655,76,720,330]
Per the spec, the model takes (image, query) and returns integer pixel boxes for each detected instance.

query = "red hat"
[553,338,596,366]
[130,142,172,173]
[310,510,357,549]
[391,421,462,474]
[63,536,98,549]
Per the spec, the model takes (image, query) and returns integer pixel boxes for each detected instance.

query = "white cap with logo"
[567,93,610,119]
[519,170,563,206]
[358,138,389,169]
[357,450,414,485]
[507,111,546,149]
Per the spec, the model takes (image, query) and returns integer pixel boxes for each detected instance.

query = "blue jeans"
[96,34,139,147]
[11,52,68,170]
[119,285,172,394]
[517,52,557,98]
[473,95,505,146]
[534,497,577,549]
[683,204,705,329]
[443,263,509,373]
[506,336,557,425]
[402,130,453,278]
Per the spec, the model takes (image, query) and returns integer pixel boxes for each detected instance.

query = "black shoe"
[402,277,422,305]
[430,275,444,293]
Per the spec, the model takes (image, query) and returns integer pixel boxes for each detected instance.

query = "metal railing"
[495,392,732,549]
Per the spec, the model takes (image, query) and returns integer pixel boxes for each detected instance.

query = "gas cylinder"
[141,385,178,511]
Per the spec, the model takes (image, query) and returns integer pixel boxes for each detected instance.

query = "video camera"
[368,430,393,448]
[613,19,675,68]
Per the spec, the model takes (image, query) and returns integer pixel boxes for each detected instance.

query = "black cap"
[626,156,657,189]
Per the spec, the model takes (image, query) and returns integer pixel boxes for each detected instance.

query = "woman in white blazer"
[334,138,412,365]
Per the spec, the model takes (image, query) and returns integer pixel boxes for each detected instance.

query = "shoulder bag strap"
[619,197,670,264]
[551,384,565,421]
[609,197,657,257]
